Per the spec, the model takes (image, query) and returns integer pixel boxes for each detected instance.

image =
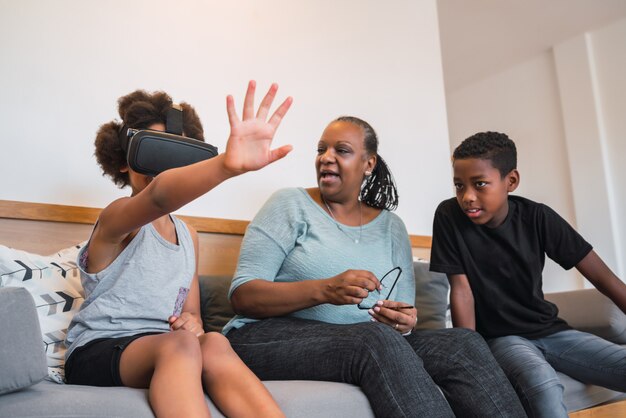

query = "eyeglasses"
[357,267,402,310]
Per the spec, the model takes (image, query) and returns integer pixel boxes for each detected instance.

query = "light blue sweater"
[223,188,415,334]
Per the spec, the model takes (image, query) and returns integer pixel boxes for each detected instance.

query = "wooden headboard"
[0,199,431,277]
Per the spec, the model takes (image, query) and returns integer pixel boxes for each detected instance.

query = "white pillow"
[0,243,86,383]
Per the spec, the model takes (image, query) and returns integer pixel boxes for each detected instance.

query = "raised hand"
[322,269,382,305]
[222,80,293,175]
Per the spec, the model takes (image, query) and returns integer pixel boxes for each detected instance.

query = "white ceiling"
[437,0,626,93]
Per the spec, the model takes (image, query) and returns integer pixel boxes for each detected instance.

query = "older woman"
[223,116,525,417]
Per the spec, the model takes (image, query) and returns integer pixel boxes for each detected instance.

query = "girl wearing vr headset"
[64,82,291,418]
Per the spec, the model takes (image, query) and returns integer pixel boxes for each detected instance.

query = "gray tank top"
[65,215,195,359]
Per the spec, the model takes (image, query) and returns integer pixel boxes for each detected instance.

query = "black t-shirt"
[430,196,593,339]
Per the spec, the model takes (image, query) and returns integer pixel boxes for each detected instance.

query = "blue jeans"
[226,317,525,418]
[489,329,626,418]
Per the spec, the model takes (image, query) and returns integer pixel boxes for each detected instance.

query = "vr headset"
[118,104,218,176]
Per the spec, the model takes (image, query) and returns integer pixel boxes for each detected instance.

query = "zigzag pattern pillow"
[0,243,86,383]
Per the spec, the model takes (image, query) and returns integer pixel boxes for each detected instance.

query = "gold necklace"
[321,196,362,244]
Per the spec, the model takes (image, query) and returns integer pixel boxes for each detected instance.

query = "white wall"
[445,17,626,291]
[553,32,622,283]
[551,19,626,282]
[0,0,452,236]
[588,19,626,278]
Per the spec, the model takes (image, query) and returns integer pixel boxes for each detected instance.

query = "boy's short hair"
[453,131,517,177]
[94,90,205,188]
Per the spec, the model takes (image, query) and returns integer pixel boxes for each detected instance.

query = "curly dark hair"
[453,131,517,178]
[334,116,399,211]
[94,90,205,188]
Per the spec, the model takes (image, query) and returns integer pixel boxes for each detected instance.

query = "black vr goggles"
[118,104,218,176]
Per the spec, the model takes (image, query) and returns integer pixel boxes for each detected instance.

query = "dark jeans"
[226,317,526,418]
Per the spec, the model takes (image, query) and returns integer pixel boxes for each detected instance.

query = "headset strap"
[118,124,129,153]
[167,103,183,135]
[119,103,182,153]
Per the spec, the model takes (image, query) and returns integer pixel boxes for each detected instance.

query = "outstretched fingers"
[227,82,291,128]
[256,83,278,120]
[226,95,239,128]
[268,96,293,129]
[268,144,293,164]
[242,80,256,120]
[223,81,293,173]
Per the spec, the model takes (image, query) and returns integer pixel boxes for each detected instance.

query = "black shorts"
[65,332,162,386]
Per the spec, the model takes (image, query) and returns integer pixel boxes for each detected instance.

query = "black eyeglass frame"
[357,266,403,310]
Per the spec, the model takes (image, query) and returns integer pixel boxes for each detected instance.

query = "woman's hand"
[169,312,204,337]
[222,80,293,176]
[322,270,382,305]
[368,300,417,334]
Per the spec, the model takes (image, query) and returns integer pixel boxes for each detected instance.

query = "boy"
[430,131,626,418]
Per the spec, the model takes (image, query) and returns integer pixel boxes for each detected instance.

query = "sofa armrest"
[0,287,48,394]
[545,288,626,344]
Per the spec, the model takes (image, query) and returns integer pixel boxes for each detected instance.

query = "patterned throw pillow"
[0,243,86,383]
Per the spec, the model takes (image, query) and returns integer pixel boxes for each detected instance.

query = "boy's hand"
[223,80,293,176]
[368,300,418,334]
[169,312,204,337]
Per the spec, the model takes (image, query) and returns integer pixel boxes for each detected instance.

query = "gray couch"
[1,262,625,417]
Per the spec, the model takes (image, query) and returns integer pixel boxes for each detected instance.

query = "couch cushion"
[0,244,86,382]
[0,380,374,418]
[0,380,156,418]
[267,380,374,418]
[199,275,235,332]
[546,288,626,344]
[0,287,48,395]
[413,259,449,330]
